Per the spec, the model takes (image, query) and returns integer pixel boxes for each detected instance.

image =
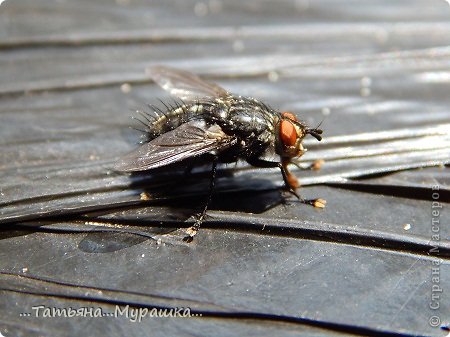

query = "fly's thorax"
[216,96,276,135]
[211,96,277,159]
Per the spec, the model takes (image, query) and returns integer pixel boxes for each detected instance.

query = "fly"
[115,65,325,241]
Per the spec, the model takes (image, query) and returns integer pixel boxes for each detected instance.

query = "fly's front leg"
[279,159,326,208]
[247,157,326,208]
[246,157,299,198]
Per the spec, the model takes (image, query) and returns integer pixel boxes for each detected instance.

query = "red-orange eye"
[280,120,297,146]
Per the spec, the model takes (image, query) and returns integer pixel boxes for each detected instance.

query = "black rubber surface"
[0,1,449,336]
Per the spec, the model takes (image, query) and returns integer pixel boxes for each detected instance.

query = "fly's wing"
[147,65,229,101]
[115,120,236,172]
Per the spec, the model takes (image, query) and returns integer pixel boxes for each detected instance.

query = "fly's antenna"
[306,120,324,141]
[306,128,323,141]
[286,117,323,141]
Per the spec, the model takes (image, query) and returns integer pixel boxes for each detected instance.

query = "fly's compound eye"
[278,112,306,158]
[280,111,302,148]
[280,120,297,146]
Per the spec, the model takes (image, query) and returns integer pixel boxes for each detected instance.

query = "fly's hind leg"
[183,156,219,242]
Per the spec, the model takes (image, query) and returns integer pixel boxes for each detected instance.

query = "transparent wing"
[147,65,229,101]
[115,120,235,172]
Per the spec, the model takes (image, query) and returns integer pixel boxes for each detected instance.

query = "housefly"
[115,66,324,241]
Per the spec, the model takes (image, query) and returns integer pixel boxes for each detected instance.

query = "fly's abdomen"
[143,101,214,140]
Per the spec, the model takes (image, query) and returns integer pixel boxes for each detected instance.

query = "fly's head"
[275,112,323,161]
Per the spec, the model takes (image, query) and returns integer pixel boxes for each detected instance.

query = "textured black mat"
[0,1,449,336]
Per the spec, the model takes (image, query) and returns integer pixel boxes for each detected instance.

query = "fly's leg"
[246,157,326,208]
[247,157,300,199]
[184,156,218,242]
[291,159,325,171]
